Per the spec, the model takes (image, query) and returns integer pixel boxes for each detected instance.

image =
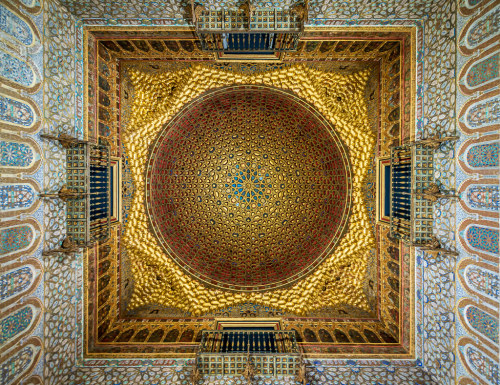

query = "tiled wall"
[0,0,45,384]
[2,0,498,384]
[455,1,499,384]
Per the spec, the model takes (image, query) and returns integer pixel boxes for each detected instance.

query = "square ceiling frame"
[78,25,420,362]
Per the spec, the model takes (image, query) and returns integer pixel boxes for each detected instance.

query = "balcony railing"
[64,138,111,246]
[390,146,412,240]
[197,330,301,376]
[192,2,306,53]
[200,330,298,354]
[88,140,111,244]
[389,144,434,245]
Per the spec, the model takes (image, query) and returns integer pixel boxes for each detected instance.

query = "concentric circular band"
[145,85,352,292]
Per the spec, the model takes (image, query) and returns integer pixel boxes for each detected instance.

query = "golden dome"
[145,85,352,292]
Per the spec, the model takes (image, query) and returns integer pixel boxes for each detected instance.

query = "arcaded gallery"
[0,0,498,384]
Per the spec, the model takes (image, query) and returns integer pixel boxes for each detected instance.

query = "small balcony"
[388,136,459,255]
[191,1,307,54]
[197,330,301,377]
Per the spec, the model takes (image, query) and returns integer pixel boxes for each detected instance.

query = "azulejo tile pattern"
[0,134,42,174]
[458,2,500,55]
[458,134,500,175]
[0,184,35,211]
[0,94,35,127]
[41,0,76,254]
[0,0,491,384]
[465,225,499,255]
[464,96,500,130]
[406,19,459,385]
[1,347,35,383]
[465,305,499,344]
[465,185,499,212]
[0,339,42,385]
[0,225,33,256]
[0,140,35,167]
[456,0,500,384]
[466,7,499,48]
[0,3,34,46]
[0,337,41,384]
[466,142,499,168]
[0,266,34,301]
[36,1,462,385]
[20,0,41,8]
[464,344,499,385]
[465,265,499,300]
[0,305,33,345]
[43,0,77,136]
[0,0,44,383]
[457,300,499,360]
[0,49,37,88]
[466,52,499,87]
[460,49,500,94]
[459,219,499,263]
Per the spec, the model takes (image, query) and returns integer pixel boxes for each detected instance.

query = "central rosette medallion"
[145,85,352,292]
[229,163,269,209]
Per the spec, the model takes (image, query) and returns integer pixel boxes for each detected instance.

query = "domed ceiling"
[123,64,375,316]
[145,85,352,292]
[81,31,419,359]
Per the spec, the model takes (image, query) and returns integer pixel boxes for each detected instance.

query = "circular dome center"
[145,85,352,292]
